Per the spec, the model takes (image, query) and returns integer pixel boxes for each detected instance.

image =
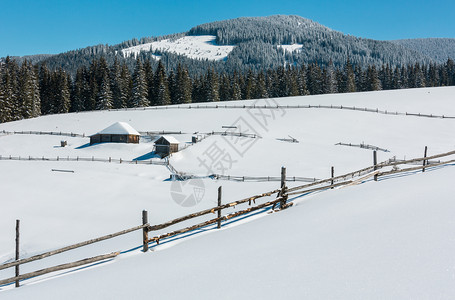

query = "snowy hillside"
[121,34,305,62]
[277,43,303,53]
[1,87,455,299]
[121,35,235,61]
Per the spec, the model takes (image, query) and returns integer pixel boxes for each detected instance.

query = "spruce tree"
[243,69,256,99]
[204,68,219,102]
[144,59,155,105]
[96,72,113,110]
[307,63,323,95]
[153,60,171,106]
[297,65,309,95]
[446,58,455,86]
[118,63,131,108]
[286,66,299,97]
[4,57,20,120]
[366,65,381,91]
[392,67,402,89]
[53,69,71,114]
[231,71,242,100]
[131,57,149,107]
[342,57,356,93]
[174,63,192,103]
[0,66,14,123]
[110,58,122,109]
[219,73,231,101]
[71,67,86,112]
[413,63,426,88]
[254,71,269,99]
[323,60,337,94]
[39,63,52,115]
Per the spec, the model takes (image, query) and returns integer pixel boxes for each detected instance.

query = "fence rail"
[212,174,319,183]
[0,155,167,166]
[335,142,390,152]
[102,104,455,119]
[1,130,86,138]
[0,252,120,286]
[206,131,261,139]
[139,131,184,136]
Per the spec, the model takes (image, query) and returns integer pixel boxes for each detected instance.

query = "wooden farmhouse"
[155,136,179,156]
[90,122,140,145]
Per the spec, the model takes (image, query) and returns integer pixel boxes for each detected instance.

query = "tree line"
[1,56,454,123]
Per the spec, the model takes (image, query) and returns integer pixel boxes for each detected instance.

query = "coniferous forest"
[0,55,454,124]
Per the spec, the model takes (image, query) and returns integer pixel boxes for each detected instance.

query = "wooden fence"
[103,104,455,119]
[2,147,455,288]
[139,131,184,136]
[0,155,167,166]
[212,174,319,183]
[335,142,390,152]
[1,130,86,138]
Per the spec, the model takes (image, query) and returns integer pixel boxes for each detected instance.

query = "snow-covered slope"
[121,35,235,61]
[1,87,455,298]
[278,43,303,53]
[121,34,308,62]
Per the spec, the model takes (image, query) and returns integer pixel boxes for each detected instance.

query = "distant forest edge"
[1,55,454,124]
[3,15,455,78]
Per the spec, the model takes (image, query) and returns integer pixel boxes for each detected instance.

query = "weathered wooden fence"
[1,130,86,137]
[139,131,184,136]
[104,104,455,119]
[335,142,390,152]
[2,147,455,288]
[212,174,319,183]
[0,222,149,287]
[0,155,167,166]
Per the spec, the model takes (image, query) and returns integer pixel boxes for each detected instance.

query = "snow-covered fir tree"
[131,57,149,107]
[96,72,113,110]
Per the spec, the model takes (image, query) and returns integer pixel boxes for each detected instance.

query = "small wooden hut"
[155,135,179,156]
[90,122,140,145]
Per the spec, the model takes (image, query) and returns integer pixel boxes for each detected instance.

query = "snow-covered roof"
[157,135,179,144]
[95,122,140,136]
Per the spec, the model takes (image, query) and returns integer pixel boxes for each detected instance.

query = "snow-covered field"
[1,87,455,299]
[121,35,235,61]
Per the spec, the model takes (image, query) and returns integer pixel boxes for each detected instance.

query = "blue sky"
[1,0,454,57]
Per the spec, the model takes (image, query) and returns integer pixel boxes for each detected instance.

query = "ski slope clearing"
[1,87,455,298]
[121,35,235,61]
[278,43,303,53]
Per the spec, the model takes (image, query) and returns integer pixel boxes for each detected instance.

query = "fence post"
[217,186,222,229]
[280,167,288,209]
[142,210,149,252]
[331,166,334,188]
[15,219,20,288]
[423,146,428,172]
[373,150,378,181]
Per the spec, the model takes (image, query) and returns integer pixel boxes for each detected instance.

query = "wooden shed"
[155,135,179,156]
[90,122,140,145]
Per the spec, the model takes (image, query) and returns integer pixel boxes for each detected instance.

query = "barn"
[155,136,179,156]
[90,122,140,145]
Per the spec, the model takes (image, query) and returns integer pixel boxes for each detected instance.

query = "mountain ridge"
[4,15,454,76]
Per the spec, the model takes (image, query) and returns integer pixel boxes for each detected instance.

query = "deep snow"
[1,87,455,299]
